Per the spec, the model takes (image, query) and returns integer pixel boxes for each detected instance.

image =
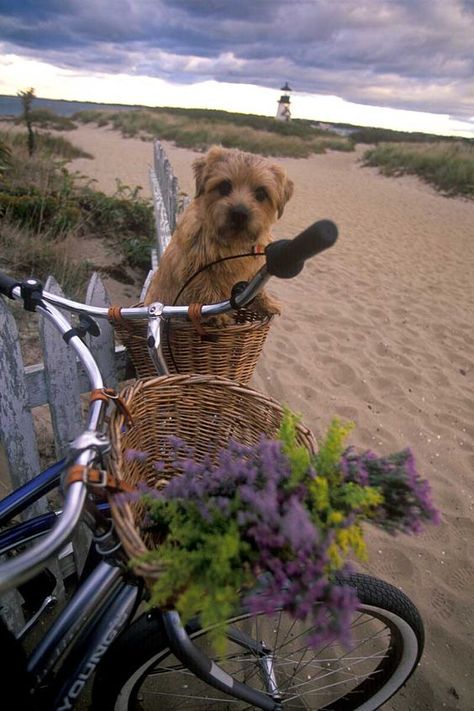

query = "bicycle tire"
[92,573,424,711]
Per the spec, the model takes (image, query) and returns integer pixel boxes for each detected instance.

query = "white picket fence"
[0,140,182,631]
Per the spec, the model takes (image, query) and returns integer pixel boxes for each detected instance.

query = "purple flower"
[341,447,440,533]
[125,448,149,463]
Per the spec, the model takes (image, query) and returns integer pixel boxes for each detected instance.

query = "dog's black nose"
[229,204,249,229]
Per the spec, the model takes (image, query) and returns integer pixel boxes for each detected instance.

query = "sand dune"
[69,124,473,709]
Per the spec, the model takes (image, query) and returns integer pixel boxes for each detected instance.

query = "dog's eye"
[217,180,232,197]
[255,187,268,202]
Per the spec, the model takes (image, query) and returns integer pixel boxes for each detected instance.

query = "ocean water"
[0,94,142,117]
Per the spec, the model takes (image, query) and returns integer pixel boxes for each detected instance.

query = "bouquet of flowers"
[127,413,439,652]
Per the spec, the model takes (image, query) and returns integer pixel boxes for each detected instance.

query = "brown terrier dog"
[144,145,294,321]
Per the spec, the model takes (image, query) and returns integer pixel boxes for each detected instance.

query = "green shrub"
[73,110,109,124]
[14,108,76,131]
[2,130,92,160]
[0,139,12,171]
[0,185,81,237]
[37,133,93,160]
[363,142,474,197]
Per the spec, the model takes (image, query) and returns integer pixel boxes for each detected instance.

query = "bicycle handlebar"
[0,220,338,307]
[0,271,21,299]
[265,219,338,279]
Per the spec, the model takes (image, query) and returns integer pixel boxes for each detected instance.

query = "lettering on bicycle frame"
[34,611,93,684]
[56,606,130,711]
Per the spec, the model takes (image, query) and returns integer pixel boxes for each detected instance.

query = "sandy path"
[66,126,474,709]
[67,124,155,197]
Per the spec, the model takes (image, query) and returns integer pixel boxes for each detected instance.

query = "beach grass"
[0,129,155,295]
[74,107,353,157]
[363,141,474,197]
[14,107,77,132]
[3,128,92,161]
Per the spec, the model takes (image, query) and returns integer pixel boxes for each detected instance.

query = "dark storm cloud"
[1,0,473,120]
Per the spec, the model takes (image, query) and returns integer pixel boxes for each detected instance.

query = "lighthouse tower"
[276,82,292,121]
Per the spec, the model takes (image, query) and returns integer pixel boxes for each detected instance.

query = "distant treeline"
[339,124,473,146]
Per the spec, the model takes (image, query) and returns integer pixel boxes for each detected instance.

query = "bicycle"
[0,220,424,710]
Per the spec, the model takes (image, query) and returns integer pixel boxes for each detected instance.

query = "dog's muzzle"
[229,204,250,229]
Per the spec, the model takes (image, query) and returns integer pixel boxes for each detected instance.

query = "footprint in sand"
[328,360,357,386]
[451,567,473,592]
[372,548,415,584]
[422,519,448,545]
[430,589,456,621]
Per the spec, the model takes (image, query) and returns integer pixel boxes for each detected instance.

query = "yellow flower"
[328,511,344,525]
[309,476,330,511]
[336,524,368,562]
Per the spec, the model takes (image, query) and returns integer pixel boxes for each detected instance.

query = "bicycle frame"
[0,461,110,553]
[0,460,65,527]
[29,562,141,710]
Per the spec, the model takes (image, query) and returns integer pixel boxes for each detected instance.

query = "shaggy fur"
[144,145,294,320]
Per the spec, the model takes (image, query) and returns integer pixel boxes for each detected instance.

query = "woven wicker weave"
[107,374,317,580]
[112,306,272,383]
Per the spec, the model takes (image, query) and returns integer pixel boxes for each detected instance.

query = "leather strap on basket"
[188,302,207,337]
[107,305,136,332]
[90,388,134,427]
[65,464,136,495]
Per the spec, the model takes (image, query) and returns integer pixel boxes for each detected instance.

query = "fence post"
[170,175,179,232]
[0,298,41,490]
[0,299,42,633]
[150,139,186,258]
[85,273,117,390]
[40,277,83,458]
[140,271,154,302]
[153,142,163,196]
[163,157,173,223]
[149,167,172,260]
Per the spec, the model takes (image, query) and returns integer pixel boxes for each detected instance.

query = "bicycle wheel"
[93,573,424,711]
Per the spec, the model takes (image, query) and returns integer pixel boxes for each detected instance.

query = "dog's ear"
[193,145,228,197]
[271,165,294,218]
[193,156,207,197]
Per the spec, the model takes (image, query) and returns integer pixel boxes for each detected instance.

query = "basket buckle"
[83,466,108,488]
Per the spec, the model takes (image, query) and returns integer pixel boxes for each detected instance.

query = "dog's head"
[192,145,293,247]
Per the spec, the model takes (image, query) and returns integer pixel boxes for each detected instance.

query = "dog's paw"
[252,292,281,317]
[203,313,235,328]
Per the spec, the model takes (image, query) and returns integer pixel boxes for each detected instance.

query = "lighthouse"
[276,82,292,121]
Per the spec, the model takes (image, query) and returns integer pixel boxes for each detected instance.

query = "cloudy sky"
[1,0,473,136]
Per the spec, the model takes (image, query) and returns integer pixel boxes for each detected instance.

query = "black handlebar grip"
[265,219,338,279]
[0,271,21,299]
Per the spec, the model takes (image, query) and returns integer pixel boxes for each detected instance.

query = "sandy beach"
[67,124,474,709]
